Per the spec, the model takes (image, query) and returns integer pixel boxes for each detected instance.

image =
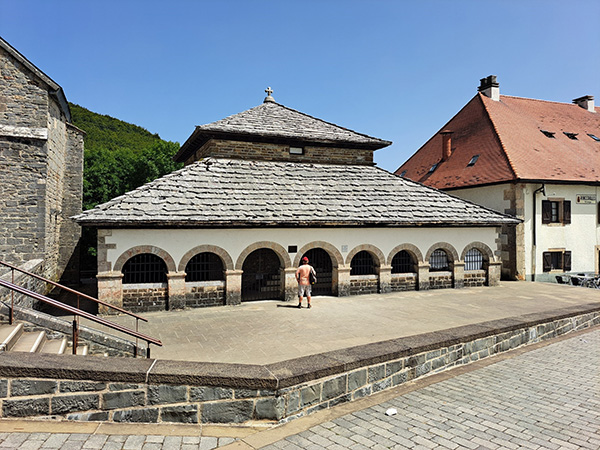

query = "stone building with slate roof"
[0,36,84,283]
[396,76,600,282]
[75,89,518,312]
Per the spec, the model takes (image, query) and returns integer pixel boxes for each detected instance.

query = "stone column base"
[96,271,123,314]
[167,272,186,310]
[454,262,465,289]
[418,263,430,291]
[337,267,351,297]
[225,270,243,305]
[379,265,392,294]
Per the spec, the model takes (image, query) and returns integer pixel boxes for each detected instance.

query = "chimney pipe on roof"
[441,130,453,161]
[478,75,500,101]
[572,95,595,113]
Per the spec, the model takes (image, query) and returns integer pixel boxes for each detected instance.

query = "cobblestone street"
[0,327,598,449]
[259,328,600,450]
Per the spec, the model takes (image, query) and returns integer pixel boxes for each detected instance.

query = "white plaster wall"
[104,226,499,269]
[447,185,509,216]
[528,183,600,276]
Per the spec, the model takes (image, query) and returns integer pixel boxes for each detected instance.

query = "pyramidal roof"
[73,157,518,227]
[175,94,391,162]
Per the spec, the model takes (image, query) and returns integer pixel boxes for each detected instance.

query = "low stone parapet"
[0,303,598,424]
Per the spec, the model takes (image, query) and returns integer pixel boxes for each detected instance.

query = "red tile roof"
[396,93,600,189]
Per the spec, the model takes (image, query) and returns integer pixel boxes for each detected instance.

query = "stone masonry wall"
[0,260,45,309]
[429,271,453,289]
[390,273,417,291]
[0,310,597,424]
[122,286,167,312]
[188,139,374,166]
[185,282,225,308]
[349,275,378,296]
[464,270,486,287]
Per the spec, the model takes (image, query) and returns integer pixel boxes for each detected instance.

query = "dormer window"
[588,134,600,142]
[428,163,438,174]
[563,132,578,140]
[467,155,479,167]
[289,146,304,155]
[540,130,555,138]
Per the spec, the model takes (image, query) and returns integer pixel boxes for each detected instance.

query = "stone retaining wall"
[0,260,45,309]
[185,281,225,308]
[122,286,167,312]
[0,304,598,425]
[349,275,378,296]
[390,273,417,292]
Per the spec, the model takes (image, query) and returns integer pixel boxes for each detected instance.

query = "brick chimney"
[572,95,595,113]
[441,130,453,161]
[478,75,500,101]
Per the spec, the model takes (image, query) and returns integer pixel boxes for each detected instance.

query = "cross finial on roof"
[264,86,275,103]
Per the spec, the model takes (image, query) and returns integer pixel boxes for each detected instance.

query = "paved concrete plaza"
[90,282,600,364]
[0,327,597,449]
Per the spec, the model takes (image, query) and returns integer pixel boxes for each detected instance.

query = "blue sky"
[2,0,599,171]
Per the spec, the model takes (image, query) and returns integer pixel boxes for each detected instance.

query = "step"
[65,344,89,356]
[11,331,46,353]
[40,338,68,355]
[0,323,24,351]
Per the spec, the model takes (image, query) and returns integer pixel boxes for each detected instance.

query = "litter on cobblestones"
[385,408,397,416]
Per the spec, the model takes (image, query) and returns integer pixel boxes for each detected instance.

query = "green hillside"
[69,103,183,210]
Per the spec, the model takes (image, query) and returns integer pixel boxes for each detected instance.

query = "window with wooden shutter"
[542,252,552,272]
[563,201,571,224]
[541,201,552,224]
[564,251,572,272]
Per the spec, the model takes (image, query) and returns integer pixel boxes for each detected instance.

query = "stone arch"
[294,241,344,268]
[114,245,176,273]
[235,241,292,271]
[460,242,495,263]
[387,243,424,265]
[424,242,459,263]
[345,244,385,267]
[178,245,234,272]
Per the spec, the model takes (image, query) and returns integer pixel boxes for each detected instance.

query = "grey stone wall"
[429,272,453,289]
[0,310,597,424]
[464,270,486,287]
[349,275,379,296]
[390,273,417,291]
[123,286,168,312]
[0,260,45,308]
[185,283,225,308]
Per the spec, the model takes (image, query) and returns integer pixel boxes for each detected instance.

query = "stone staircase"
[0,322,88,355]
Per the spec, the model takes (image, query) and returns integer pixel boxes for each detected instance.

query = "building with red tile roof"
[396,76,600,282]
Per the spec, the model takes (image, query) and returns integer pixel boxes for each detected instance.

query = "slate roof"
[73,157,518,227]
[396,93,600,189]
[175,99,392,162]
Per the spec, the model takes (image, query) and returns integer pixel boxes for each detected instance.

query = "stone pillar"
[284,268,297,302]
[488,262,502,286]
[417,263,430,291]
[379,265,392,294]
[337,267,351,297]
[96,271,123,314]
[454,262,465,289]
[225,270,243,305]
[167,272,186,310]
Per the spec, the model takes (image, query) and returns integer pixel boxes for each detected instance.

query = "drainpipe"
[531,184,545,281]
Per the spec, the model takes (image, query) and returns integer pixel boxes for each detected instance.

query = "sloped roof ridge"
[478,93,519,179]
[377,165,520,222]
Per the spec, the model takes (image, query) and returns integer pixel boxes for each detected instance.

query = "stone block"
[51,394,99,415]
[254,396,285,420]
[201,400,253,424]
[368,364,385,382]
[348,369,367,391]
[10,379,57,397]
[328,393,351,407]
[386,360,404,377]
[59,381,106,393]
[112,408,159,423]
[0,379,7,398]
[102,391,145,410]
[392,370,409,386]
[66,411,109,422]
[189,386,233,401]
[415,362,432,378]
[300,384,321,408]
[322,375,347,401]
[147,384,187,405]
[372,378,392,393]
[109,383,140,391]
[161,405,198,423]
[3,397,50,417]
[234,389,258,399]
[352,386,372,400]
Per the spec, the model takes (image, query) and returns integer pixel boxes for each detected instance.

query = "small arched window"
[122,254,167,284]
[185,252,224,282]
[351,251,375,275]
[465,248,484,271]
[392,250,415,274]
[429,249,449,272]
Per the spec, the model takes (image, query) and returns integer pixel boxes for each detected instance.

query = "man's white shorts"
[298,284,312,297]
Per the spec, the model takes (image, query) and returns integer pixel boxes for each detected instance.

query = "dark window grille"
[185,252,224,282]
[392,250,414,273]
[122,254,167,284]
[351,251,375,275]
[430,249,449,271]
[465,248,483,271]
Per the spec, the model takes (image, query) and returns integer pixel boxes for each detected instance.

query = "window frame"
[185,252,224,282]
[429,249,450,272]
[122,253,168,284]
[541,199,571,225]
[542,250,572,272]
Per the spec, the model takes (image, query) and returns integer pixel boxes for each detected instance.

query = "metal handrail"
[0,260,148,322]
[0,278,162,357]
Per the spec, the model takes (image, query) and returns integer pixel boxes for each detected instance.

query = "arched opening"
[351,251,376,275]
[464,248,487,287]
[349,250,378,295]
[242,249,283,301]
[429,248,453,289]
[185,252,224,282]
[391,250,418,291]
[122,253,167,284]
[302,248,333,296]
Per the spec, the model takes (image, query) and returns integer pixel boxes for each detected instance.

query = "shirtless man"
[295,256,316,309]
